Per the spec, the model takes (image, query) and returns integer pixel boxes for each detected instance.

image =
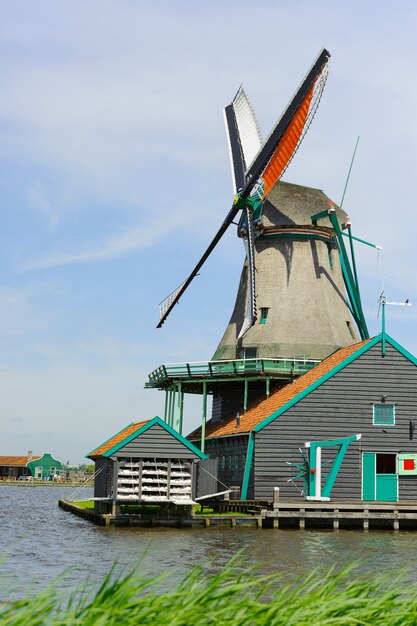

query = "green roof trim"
[254,335,383,433]
[384,334,417,367]
[102,416,207,460]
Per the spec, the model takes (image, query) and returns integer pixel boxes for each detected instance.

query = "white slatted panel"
[232,86,263,171]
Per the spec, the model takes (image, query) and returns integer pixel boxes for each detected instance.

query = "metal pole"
[201,381,207,453]
[382,302,386,357]
[266,378,270,398]
[244,379,248,413]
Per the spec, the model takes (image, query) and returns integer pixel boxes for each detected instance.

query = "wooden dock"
[59,499,417,530]
[265,500,417,530]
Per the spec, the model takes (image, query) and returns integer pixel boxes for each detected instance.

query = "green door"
[362,453,398,502]
[376,475,397,502]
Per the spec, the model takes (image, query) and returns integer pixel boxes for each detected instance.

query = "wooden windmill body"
[213,181,358,362]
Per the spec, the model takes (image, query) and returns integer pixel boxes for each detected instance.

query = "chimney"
[28,450,33,461]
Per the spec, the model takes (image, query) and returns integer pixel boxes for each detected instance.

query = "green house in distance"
[27,453,62,480]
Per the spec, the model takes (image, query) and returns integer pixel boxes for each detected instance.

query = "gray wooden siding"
[114,422,200,459]
[94,458,111,498]
[202,435,252,499]
[194,459,218,499]
[254,342,417,501]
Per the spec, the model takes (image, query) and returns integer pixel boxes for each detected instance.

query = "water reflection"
[1,485,416,597]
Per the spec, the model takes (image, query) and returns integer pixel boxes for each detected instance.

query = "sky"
[1,1,417,465]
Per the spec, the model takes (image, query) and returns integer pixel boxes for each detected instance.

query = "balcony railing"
[146,357,320,388]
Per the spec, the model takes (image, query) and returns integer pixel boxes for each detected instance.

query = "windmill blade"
[157,202,241,328]
[238,206,257,339]
[242,48,331,200]
[224,86,263,194]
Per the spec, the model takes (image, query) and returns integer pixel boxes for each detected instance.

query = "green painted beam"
[328,211,369,339]
[307,434,361,498]
[241,433,254,500]
[321,441,350,498]
[341,231,382,250]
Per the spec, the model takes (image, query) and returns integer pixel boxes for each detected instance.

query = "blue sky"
[1,1,416,464]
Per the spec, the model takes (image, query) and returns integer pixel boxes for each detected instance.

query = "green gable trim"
[87,422,135,458]
[254,335,383,433]
[101,416,207,460]
[384,334,417,367]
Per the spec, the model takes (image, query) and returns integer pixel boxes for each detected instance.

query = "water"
[2,484,417,598]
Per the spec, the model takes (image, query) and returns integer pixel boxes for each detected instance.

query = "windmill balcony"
[145,357,320,391]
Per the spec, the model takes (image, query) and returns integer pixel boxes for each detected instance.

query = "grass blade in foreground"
[2,563,417,625]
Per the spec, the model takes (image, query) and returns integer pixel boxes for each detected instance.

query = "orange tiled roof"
[0,455,41,466]
[89,420,150,457]
[189,340,370,440]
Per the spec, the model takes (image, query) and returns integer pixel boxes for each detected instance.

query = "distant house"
[188,334,417,503]
[87,416,212,510]
[0,452,62,480]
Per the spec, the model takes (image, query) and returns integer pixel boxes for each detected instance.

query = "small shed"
[88,416,210,507]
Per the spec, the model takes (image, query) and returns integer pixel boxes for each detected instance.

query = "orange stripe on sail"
[262,84,315,198]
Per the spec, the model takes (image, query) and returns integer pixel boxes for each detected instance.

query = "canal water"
[2,484,417,598]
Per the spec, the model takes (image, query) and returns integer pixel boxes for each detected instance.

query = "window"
[239,347,257,359]
[227,455,233,469]
[234,455,239,469]
[220,456,226,470]
[376,453,396,474]
[346,321,355,339]
[373,403,395,426]
[260,308,269,324]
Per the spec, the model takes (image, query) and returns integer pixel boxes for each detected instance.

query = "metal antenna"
[340,135,360,209]
[378,291,412,356]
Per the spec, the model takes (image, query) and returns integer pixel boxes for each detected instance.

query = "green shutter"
[362,453,376,501]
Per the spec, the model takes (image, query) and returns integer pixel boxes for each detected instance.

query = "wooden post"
[163,390,169,423]
[178,385,184,435]
[201,381,207,454]
[167,389,173,427]
[244,379,248,413]
[273,518,279,529]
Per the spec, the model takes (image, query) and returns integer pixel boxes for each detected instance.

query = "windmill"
[157,48,368,363]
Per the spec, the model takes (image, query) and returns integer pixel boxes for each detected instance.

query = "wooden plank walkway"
[266,500,417,530]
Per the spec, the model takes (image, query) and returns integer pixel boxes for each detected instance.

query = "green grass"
[72,500,95,510]
[2,563,417,625]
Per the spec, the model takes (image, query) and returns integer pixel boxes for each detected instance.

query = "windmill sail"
[238,205,257,340]
[156,48,331,329]
[242,48,330,200]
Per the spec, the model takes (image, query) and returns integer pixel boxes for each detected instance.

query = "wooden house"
[188,333,417,503]
[88,416,212,510]
[0,452,62,480]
